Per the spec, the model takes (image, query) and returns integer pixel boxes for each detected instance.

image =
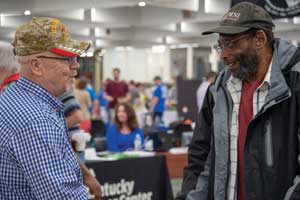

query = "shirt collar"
[228,74,240,85]
[17,77,64,110]
[262,58,272,86]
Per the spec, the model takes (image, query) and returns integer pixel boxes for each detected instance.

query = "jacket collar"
[266,40,291,104]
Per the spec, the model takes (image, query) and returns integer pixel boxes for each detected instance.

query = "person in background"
[167,76,178,110]
[134,82,148,128]
[74,77,92,132]
[0,41,20,93]
[149,76,168,125]
[136,83,147,106]
[83,72,99,116]
[97,78,110,124]
[177,2,300,200]
[0,18,101,200]
[196,71,217,112]
[59,91,91,162]
[128,80,140,107]
[106,102,144,152]
[105,68,131,118]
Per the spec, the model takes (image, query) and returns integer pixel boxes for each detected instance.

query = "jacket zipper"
[264,120,273,167]
[257,89,273,167]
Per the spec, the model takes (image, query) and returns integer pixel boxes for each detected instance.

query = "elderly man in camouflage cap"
[0,17,95,199]
[177,2,300,200]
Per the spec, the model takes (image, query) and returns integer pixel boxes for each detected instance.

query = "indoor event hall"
[1,0,300,200]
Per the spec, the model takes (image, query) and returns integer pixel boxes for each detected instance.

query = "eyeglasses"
[37,56,77,66]
[213,35,250,53]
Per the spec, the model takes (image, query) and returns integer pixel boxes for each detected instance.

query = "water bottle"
[134,134,142,151]
[144,139,154,151]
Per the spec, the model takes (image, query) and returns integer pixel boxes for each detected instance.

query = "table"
[86,155,173,200]
[159,152,188,179]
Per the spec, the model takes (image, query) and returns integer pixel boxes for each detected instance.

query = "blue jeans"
[153,112,163,125]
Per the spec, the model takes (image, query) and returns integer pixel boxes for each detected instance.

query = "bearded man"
[176,2,300,200]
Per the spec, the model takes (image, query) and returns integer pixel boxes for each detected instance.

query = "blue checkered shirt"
[0,77,88,200]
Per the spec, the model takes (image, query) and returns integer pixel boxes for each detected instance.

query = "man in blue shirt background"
[0,17,91,199]
[149,76,168,125]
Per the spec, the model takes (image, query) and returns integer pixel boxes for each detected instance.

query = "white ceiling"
[1,0,300,49]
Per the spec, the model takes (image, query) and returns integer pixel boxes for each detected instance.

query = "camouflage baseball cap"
[202,2,275,35]
[13,17,90,57]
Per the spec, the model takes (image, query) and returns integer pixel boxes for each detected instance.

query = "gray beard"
[233,49,259,82]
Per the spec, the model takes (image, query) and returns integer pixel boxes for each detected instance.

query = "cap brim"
[51,39,90,57]
[202,25,251,35]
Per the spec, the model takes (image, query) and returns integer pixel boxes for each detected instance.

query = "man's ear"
[254,30,267,49]
[28,57,43,76]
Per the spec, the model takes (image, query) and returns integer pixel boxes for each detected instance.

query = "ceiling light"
[138,1,146,7]
[24,10,31,16]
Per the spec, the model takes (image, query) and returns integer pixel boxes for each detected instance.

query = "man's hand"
[84,174,102,200]
[77,158,102,200]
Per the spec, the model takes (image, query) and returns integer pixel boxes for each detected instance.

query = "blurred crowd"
[76,68,178,127]
[69,67,180,158]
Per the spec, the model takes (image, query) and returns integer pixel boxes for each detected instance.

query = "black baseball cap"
[202,2,275,35]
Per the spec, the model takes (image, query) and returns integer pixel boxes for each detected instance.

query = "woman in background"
[106,102,144,152]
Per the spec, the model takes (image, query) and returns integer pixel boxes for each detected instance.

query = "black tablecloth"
[86,155,173,200]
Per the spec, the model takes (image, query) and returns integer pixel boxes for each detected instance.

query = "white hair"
[0,41,20,73]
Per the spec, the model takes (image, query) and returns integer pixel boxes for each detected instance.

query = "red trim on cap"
[50,48,77,57]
